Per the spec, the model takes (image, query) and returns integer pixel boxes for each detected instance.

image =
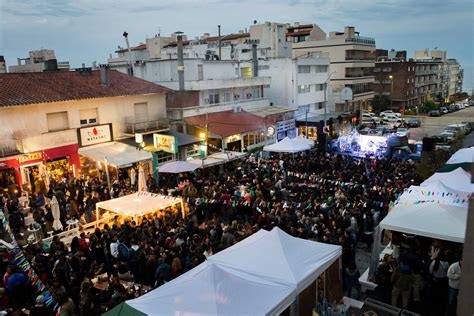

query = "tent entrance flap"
[79,142,152,168]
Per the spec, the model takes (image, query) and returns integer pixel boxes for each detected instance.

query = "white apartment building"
[9,49,70,73]
[290,25,376,113]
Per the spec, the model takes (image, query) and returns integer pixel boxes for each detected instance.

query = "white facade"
[0,94,167,154]
[292,26,376,112]
[9,49,70,73]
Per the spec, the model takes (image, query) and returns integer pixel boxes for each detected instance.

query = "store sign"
[78,123,113,147]
[153,134,177,154]
[135,133,143,144]
[18,152,43,164]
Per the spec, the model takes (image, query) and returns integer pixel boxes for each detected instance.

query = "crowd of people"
[0,150,461,315]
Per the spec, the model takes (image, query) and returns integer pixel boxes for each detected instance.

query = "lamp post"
[389,75,394,110]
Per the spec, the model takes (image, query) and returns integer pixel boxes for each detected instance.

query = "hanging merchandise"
[0,211,62,315]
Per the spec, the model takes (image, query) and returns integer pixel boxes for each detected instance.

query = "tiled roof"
[185,110,268,137]
[0,70,172,107]
[115,43,147,53]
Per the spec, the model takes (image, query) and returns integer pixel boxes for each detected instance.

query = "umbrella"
[51,196,63,231]
[130,168,136,186]
[138,166,147,192]
[158,161,199,173]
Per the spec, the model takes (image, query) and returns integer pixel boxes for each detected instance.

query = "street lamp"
[389,75,394,110]
[199,132,207,167]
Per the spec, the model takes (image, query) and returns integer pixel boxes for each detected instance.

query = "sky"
[1,0,473,92]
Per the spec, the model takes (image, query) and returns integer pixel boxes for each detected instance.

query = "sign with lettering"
[153,134,177,154]
[78,124,113,147]
[18,152,43,164]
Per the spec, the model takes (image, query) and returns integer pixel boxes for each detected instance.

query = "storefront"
[0,143,80,195]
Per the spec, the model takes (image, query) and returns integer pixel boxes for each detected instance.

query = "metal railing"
[346,36,376,45]
[345,56,375,61]
[123,118,170,134]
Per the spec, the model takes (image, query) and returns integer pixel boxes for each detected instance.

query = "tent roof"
[207,227,341,293]
[79,142,152,168]
[96,192,182,217]
[263,137,310,153]
[208,151,247,161]
[124,261,295,316]
[421,167,473,193]
[380,201,467,243]
[446,147,473,164]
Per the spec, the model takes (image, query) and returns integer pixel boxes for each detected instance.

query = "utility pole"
[123,32,133,76]
[218,25,222,60]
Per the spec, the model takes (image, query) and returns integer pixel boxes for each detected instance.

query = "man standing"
[447,259,461,315]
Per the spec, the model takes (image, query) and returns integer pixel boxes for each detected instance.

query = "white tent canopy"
[79,142,152,168]
[208,151,247,161]
[294,136,315,147]
[421,167,474,193]
[207,227,342,293]
[380,201,468,243]
[446,147,474,164]
[188,157,226,168]
[125,261,296,316]
[158,161,199,173]
[263,137,311,153]
[95,192,184,219]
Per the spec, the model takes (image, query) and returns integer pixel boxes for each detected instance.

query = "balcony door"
[134,103,148,123]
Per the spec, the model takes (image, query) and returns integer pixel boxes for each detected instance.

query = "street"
[407,106,474,141]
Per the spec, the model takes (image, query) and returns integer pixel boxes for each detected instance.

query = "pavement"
[406,106,474,141]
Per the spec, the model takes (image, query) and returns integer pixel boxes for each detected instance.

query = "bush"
[404,108,417,115]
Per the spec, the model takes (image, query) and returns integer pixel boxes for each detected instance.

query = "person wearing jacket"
[391,260,414,309]
[447,259,461,315]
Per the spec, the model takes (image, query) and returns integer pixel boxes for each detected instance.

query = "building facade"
[0,56,6,74]
[0,68,169,192]
[9,49,70,73]
[291,25,375,113]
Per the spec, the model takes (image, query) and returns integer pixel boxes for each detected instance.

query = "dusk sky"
[1,0,473,92]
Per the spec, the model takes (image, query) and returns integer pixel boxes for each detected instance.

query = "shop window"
[46,111,69,132]
[80,108,98,126]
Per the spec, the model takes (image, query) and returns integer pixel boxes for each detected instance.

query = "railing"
[346,36,376,45]
[0,139,23,158]
[345,56,375,61]
[345,73,374,78]
[123,118,170,134]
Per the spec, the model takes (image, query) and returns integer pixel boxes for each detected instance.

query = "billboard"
[153,134,177,154]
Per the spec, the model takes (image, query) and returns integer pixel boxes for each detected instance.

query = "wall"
[0,93,167,153]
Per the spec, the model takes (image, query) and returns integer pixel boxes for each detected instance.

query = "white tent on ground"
[207,227,342,293]
[79,142,152,168]
[446,147,474,164]
[421,167,474,193]
[294,136,315,147]
[158,161,199,173]
[95,192,185,221]
[396,182,471,206]
[208,151,247,161]
[106,261,296,316]
[380,199,468,243]
[263,137,311,153]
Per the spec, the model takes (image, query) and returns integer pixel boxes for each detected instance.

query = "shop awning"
[79,142,152,168]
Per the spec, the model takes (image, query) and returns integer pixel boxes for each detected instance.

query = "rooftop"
[163,33,250,48]
[0,70,172,107]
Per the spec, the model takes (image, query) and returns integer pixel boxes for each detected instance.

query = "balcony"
[123,118,170,135]
[181,98,270,118]
[0,139,23,158]
[345,36,376,46]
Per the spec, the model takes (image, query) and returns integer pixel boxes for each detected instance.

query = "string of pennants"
[0,211,62,315]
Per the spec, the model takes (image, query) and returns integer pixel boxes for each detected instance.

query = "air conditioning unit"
[233,105,242,113]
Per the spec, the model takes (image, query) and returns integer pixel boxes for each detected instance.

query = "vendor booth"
[263,137,311,153]
[95,191,185,225]
[79,142,152,169]
[104,261,295,316]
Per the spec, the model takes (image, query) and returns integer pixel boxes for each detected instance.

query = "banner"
[78,123,113,147]
[153,134,177,154]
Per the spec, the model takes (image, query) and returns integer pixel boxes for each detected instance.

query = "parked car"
[439,130,455,142]
[407,118,421,128]
[447,123,469,135]
[439,107,448,115]
[383,114,402,123]
[468,100,474,106]
[448,104,457,112]
[380,110,402,118]
[396,127,410,137]
[429,110,441,117]
[461,121,473,134]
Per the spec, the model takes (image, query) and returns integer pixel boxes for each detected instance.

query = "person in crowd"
[447,259,461,315]
[391,259,414,309]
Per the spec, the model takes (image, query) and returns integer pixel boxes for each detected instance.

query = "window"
[317,102,325,110]
[263,84,271,88]
[407,66,410,71]
[298,85,310,93]
[223,90,231,103]
[198,64,203,80]
[134,103,148,123]
[315,83,326,91]
[208,91,220,104]
[373,68,381,73]
[407,78,410,84]
[47,112,69,132]
[315,65,328,73]
[240,67,252,78]
[258,65,270,71]
[252,87,260,99]
[79,108,98,126]
[298,65,311,73]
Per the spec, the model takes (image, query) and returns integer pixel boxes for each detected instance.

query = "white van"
[446,123,468,135]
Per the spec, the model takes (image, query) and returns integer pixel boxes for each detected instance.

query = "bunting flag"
[0,211,62,315]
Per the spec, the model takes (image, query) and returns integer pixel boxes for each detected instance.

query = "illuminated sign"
[78,124,113,147]
[153,134,177,154]
[18,152,43,163]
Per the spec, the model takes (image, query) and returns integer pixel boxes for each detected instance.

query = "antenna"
[157,27,162,37]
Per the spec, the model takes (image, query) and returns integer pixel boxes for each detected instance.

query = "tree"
[372,95,391,112]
